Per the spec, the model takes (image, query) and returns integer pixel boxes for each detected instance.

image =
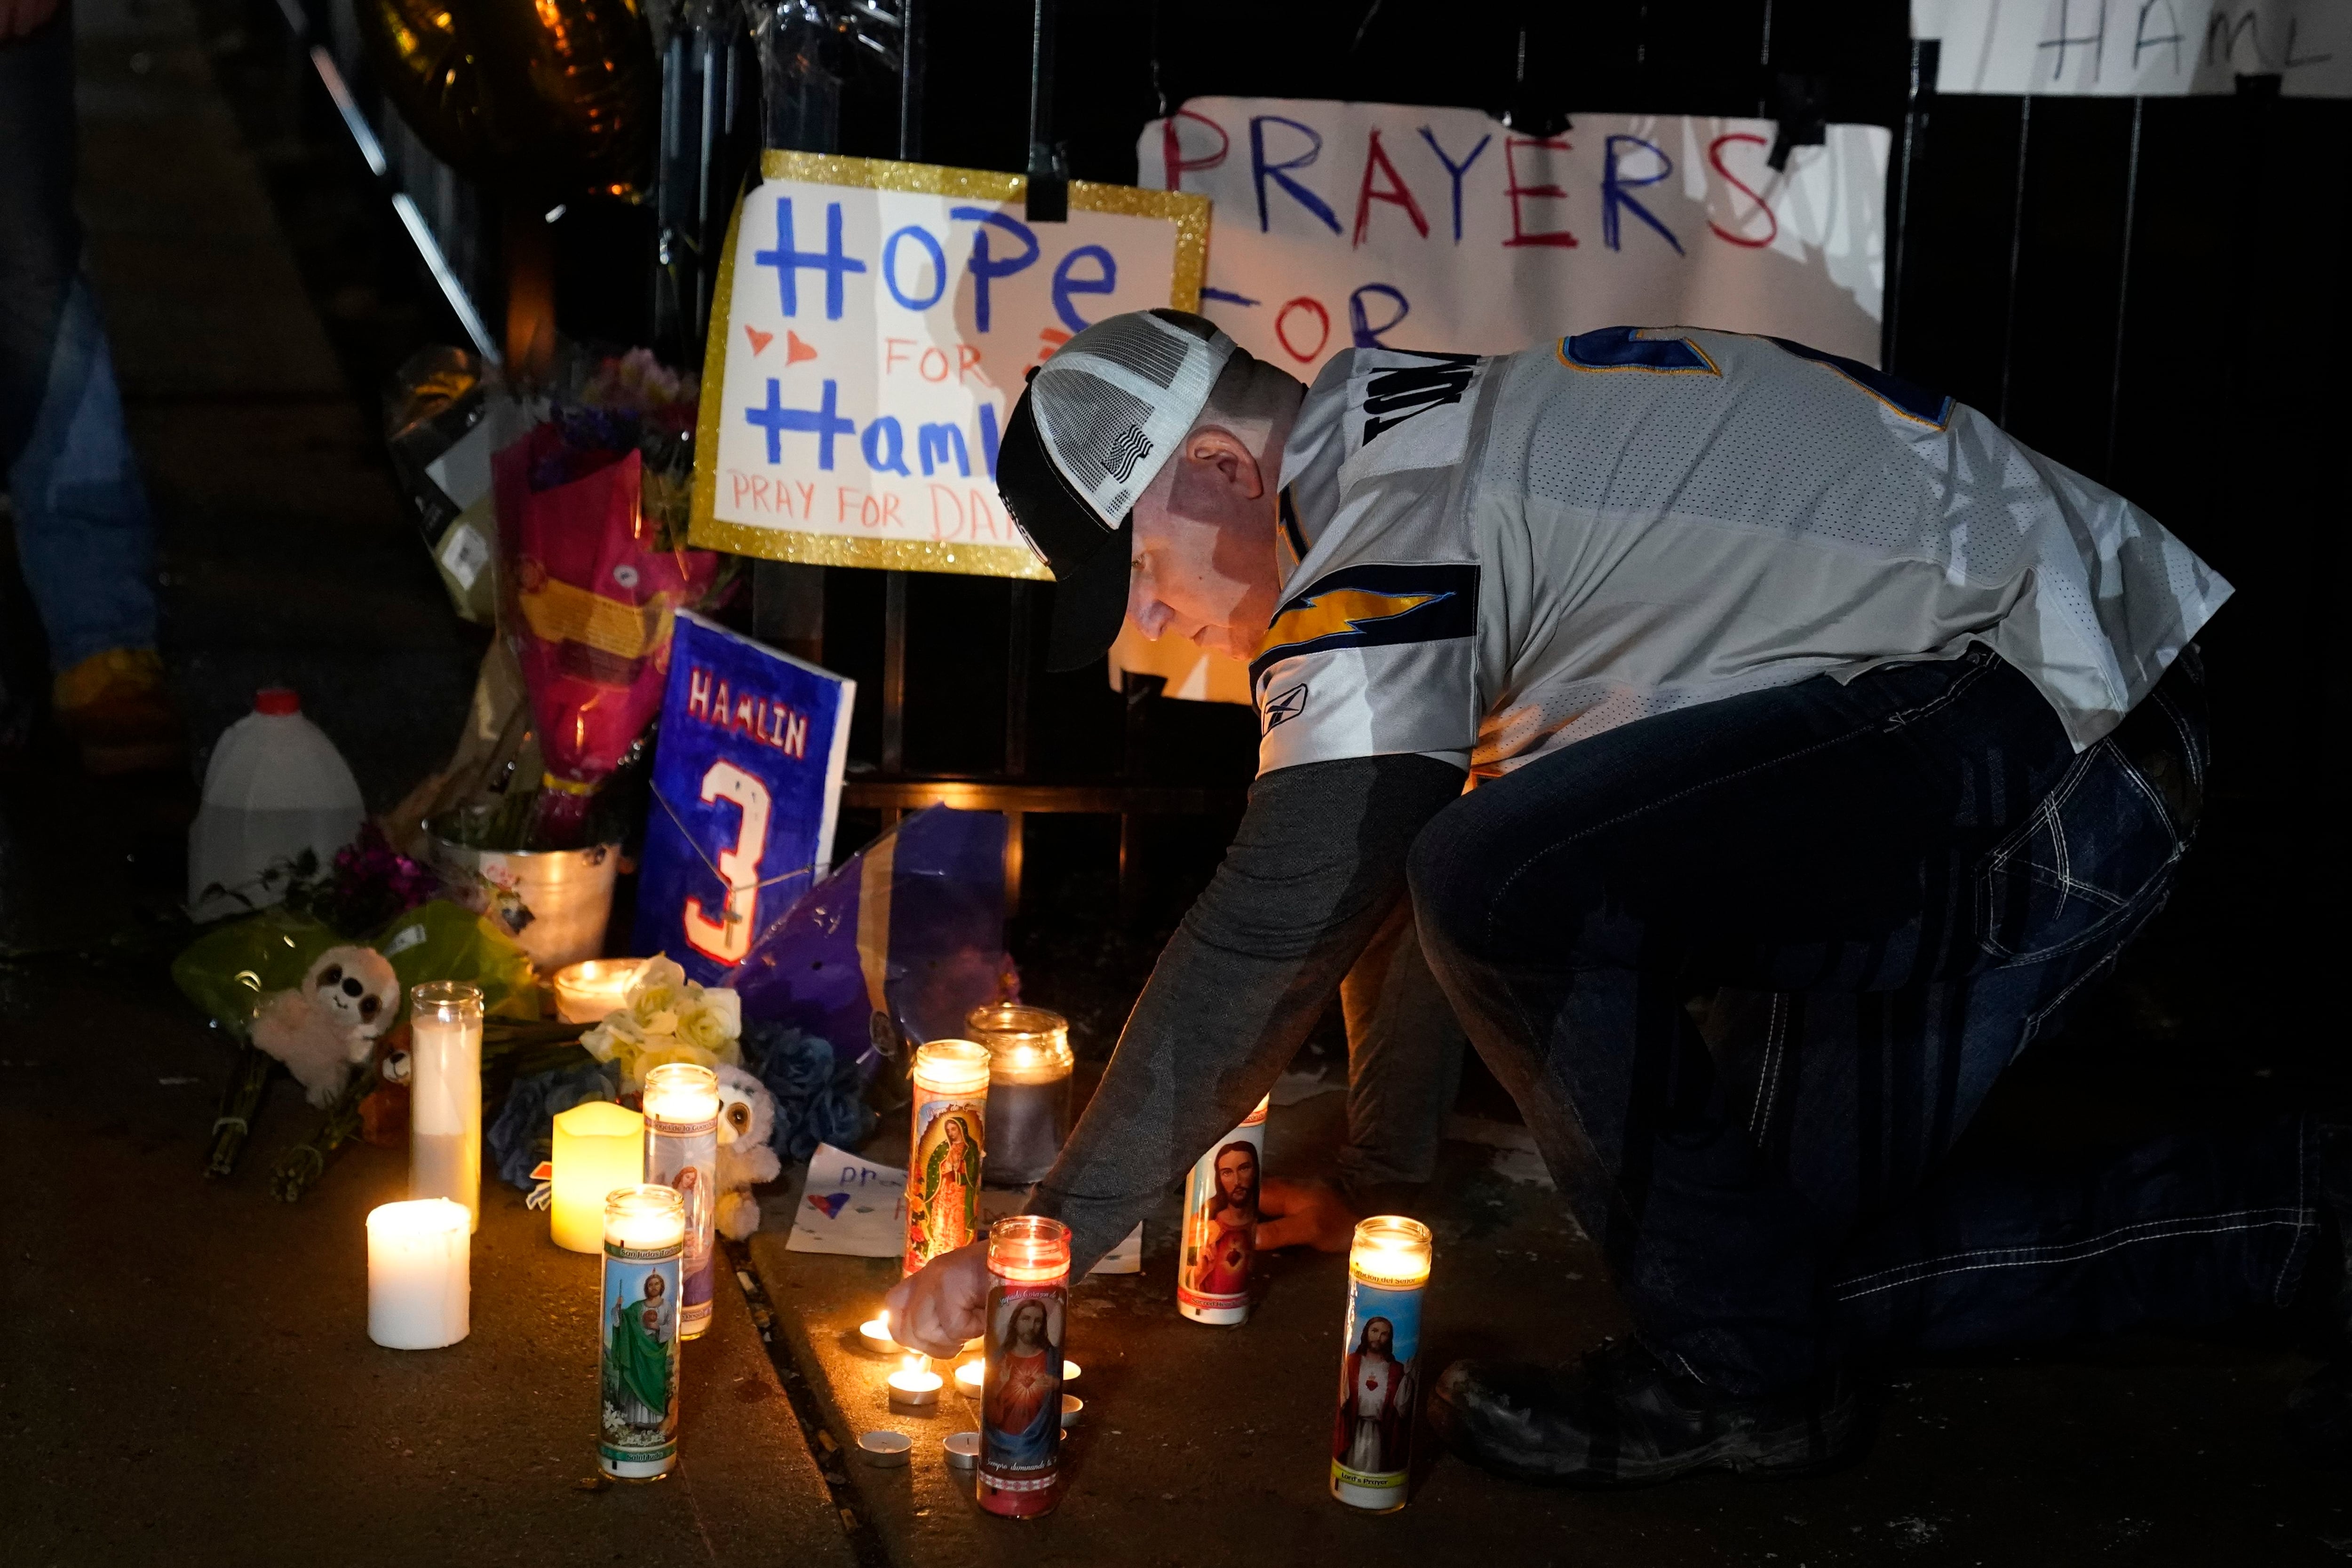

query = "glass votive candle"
[965,1005,1073,1188]
[599,1185,686,1481]
[552,958,644,1023]
[1330,1216,1434,1513]
[409,981,483,1232]
[977,1214,1071,1518]
[904,1039,991,1275]
[642,1062,720,1340]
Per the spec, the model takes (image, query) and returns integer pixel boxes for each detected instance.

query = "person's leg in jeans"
[1339,897,1470,1201]
[1409,650,2317,1482]
[0,2,176,774]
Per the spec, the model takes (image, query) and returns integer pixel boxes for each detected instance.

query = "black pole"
[1025,0,1065,222]
[1994,95,2031,431]
[1882,38,1935,373]
[2102,96,2143,483]
[880,0,927,776]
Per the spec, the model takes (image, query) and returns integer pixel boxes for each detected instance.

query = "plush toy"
[713,1063,780,1240]
[252,945,402,1107]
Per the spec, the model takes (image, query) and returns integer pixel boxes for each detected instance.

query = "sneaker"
[53,648,183,776]
[1430,1338,1866,1488]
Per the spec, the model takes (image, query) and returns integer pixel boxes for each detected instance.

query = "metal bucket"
[426,814,621,971]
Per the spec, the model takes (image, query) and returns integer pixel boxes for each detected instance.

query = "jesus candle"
[641,1062,720,1340]
[977,1215,1070,1518]
[408,982,483,1232]
[1177,1094,1270,1325]
[904,1040,990,1276]
[965,1005,1073,1188]
[1329,1216,1432,1513]
[366,1198,469,1349]
[599,1185,686,1481]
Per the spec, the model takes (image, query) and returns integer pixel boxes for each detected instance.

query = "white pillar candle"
[551,1101,644,1253]
[409,982,484,1232]
[552,958,644,1024]
[367,1198,469,1349]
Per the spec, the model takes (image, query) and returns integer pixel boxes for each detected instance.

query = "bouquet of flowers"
[494,350,726,849]
[578,953,743,1090]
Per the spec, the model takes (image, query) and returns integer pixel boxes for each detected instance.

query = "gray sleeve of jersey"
[1025,751,1467,1272]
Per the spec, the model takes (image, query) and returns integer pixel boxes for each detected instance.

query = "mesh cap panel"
[1026,310,1237,534]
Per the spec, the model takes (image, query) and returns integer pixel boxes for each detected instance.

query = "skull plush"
[712,1064,781,1240]
[252,945,402,1107]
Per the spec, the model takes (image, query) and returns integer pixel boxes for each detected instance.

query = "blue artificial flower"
[487,1059,621,1189]
[743,1021,875,1164]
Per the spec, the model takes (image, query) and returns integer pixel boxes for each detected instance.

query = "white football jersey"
[1253,327,2232,778]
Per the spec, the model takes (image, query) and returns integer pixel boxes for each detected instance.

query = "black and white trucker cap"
[995,309,1238,671]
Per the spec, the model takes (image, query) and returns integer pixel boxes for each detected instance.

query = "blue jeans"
[7,273,159,673]
[1412,647,2317,1394]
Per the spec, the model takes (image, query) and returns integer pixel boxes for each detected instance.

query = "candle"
[1059,1394,1082,1430]
[977,1214,1070,1519]
[366,1198,469,1349]
[965,1005,1073,1188]
[858,1315,901,1356]
[857,1430,913,1467]
[944,1431,980,1469]
[1178,1094,1270,1326]
[904,1040,990,1276]
[552,958,645,1023]
[888,1354,944,1409]
[409,982,483,1231]
[960,1356,1076,1394]
[1330,1216,1433,1513]
[642,1063,720,1340]
[550,1101,645,1253]
[599,1185,686,1481]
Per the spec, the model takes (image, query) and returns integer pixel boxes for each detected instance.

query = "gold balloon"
[466,0,658,202]
[355,0,496,176]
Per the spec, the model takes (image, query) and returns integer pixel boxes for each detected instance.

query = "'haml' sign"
[690,151,1208,579]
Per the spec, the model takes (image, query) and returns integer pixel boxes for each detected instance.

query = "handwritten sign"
[1139,99,1891,380]
[1917,0,2351,96]
[690,151,1208,577]
[1109,98,1891,706]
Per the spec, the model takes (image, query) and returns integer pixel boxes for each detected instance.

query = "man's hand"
[882,1241,988,1356]
[1254,1177,1358,1252]
[0,0,62,40]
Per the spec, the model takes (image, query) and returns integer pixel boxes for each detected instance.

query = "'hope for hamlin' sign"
[689,150,1207,579]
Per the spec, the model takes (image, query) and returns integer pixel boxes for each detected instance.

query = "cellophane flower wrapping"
[493,352,719,848]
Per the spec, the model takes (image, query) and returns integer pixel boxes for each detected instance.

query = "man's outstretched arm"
[886,751,1465,1353]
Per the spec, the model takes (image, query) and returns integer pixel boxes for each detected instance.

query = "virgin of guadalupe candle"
[599,1185,685,1481]
[1330,1216,1432,1513]
[1177,1094,1269,1325]
[977,1215,1069,1518]
[965,1005,1073,1187]
[409,982,483,1231]
[641,1062,720,1340]
[904,1039,989,1275]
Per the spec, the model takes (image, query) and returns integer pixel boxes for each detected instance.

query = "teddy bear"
[252,945,403,1107]
[713,1063,781,1240]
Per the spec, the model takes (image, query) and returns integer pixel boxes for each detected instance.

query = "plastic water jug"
[187,688,366,920]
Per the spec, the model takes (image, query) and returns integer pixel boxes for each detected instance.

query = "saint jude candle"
[977,1215,1070,1518]
[904,1040,989,1276]
[1330,1216,1432,1513]
[1177,1094,1269,1325]
[599,1185,685,1481]
[641,1062,720,1340]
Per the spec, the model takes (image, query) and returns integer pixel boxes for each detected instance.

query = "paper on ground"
[788,1142,1140,1272]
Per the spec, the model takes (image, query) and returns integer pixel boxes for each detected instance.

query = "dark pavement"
[4,0,2347,1562]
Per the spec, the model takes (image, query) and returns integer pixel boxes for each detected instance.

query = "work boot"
[1430,1338,1865,1488]
[53,648,183,776]
[2284,1121,2352,1468]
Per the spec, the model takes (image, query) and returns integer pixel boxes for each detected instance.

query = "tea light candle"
[966,1005,1073,1188]
[858,1315,901,1356]
[642,1063,720,1340]
[409,982,483,1231]
[552,958,645,1023]
[1330,1215,1434,1513]
[857,1431,913,1467]
[1060,1394,1083,1430]
[944,1431,980,1469]
[888,1355,944,1410]
[599,1185,687,1481]
[904,1039,991,1275]
[366,1198,469,1349]
[550,1100,645,1253]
